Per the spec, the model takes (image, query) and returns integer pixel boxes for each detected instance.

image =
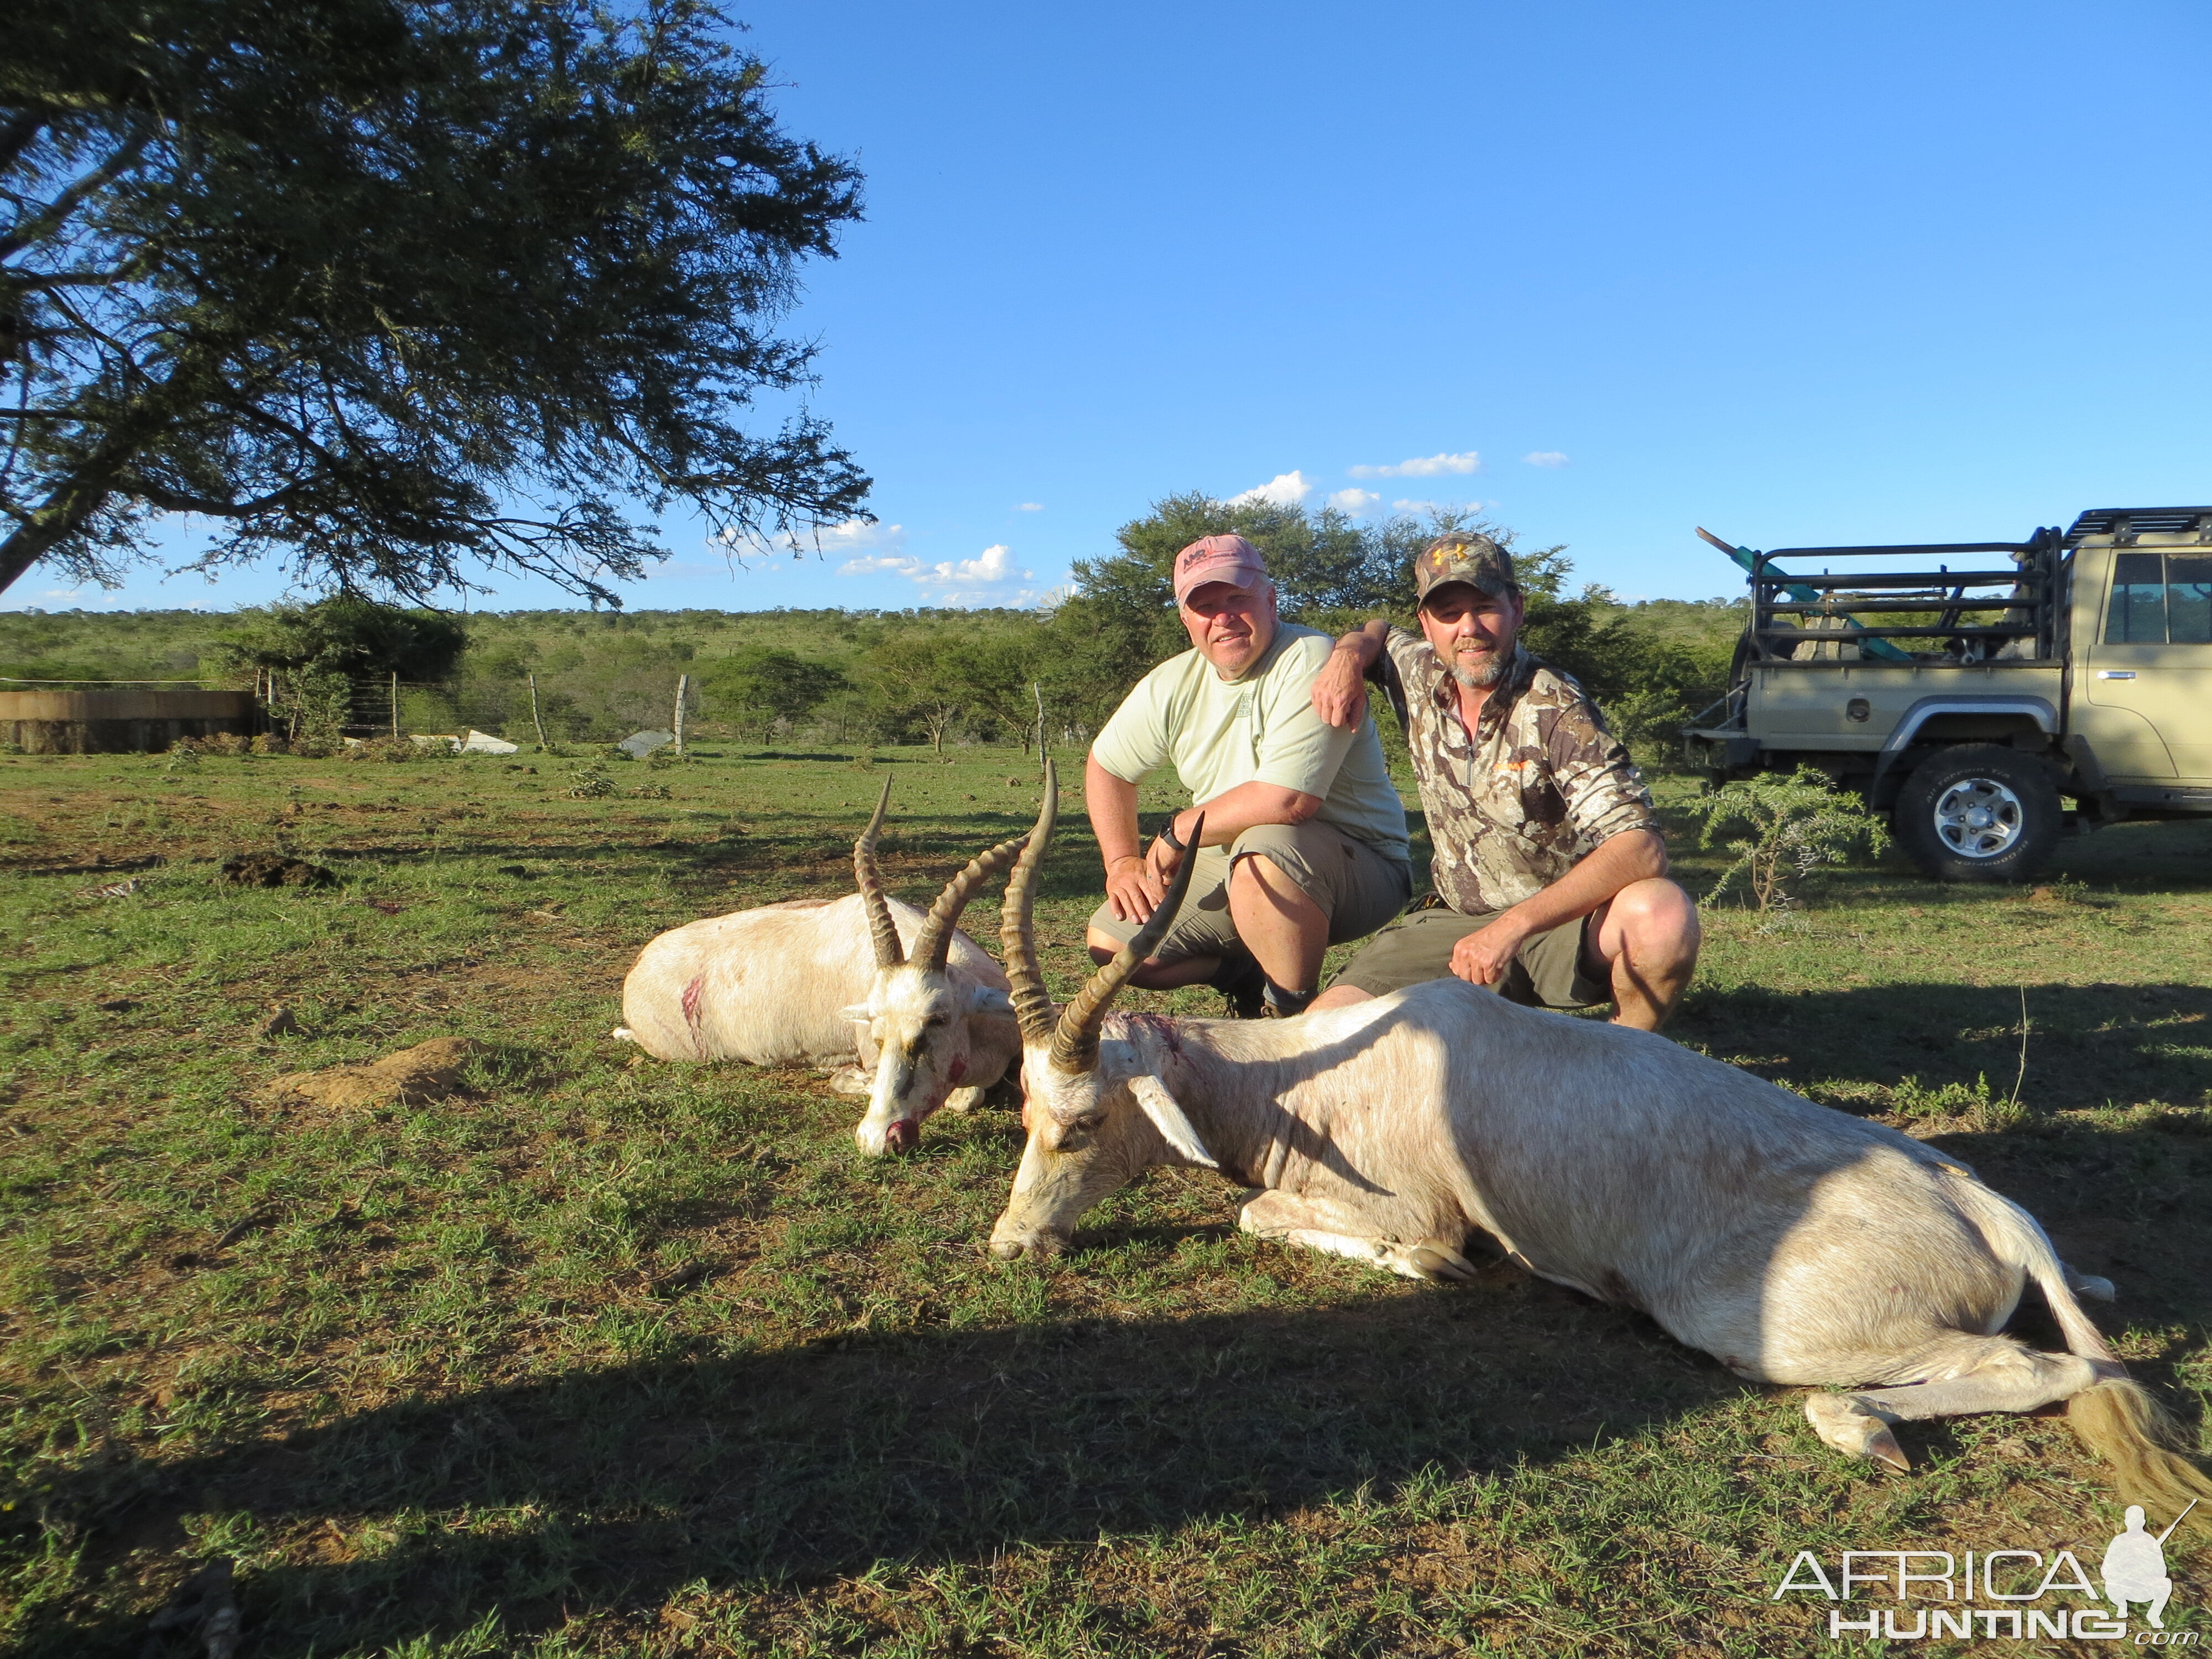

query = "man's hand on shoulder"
[1312,622,1385,730]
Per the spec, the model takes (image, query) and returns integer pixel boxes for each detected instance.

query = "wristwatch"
[1154,818,1186,854]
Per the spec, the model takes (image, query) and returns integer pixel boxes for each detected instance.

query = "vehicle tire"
[1893,744,2062,883]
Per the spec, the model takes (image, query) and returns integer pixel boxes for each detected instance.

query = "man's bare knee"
[1626,879,1700,961]
[1310,984,1373,1011]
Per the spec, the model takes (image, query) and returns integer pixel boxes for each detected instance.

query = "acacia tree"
[703,645,843,741]
[0,0,870,603]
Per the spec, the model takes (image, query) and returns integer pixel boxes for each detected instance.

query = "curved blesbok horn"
[909,822,1034,973]
[1047,813,1204,1076]
[853,776,903,969]
[1001,759,1060,1045]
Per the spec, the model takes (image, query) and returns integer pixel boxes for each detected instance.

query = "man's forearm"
[1086,755,1144,868]
[1336,618,1388,676]
[1166,779,1323,849]
[1490,830,1668,939]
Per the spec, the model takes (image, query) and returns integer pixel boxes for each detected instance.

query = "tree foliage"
[858,629,1036,753]
[212,594,468,681]
[701,645,843,740]
[1031,492,1728,753]
[0,0,870,603]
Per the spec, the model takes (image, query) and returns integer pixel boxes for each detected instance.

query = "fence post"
[674,673,690,757]
[528,672,548,750]
[389,671,399,740]
[1032,682,1046,761]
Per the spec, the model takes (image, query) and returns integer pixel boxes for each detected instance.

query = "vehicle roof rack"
[2065,507,2212,544]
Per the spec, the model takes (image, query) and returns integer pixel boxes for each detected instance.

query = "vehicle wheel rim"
[1932,777,2025,859]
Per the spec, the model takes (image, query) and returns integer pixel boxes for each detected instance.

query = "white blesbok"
[985,778,2212,1510]
[619,780,1022,1152]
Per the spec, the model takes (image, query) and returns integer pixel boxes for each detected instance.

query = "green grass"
[2,742,2209,1656]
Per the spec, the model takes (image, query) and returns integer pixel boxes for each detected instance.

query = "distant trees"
[212,596,468,682]
[1031,492,1734,760]
[2,0,870,604]
[703,646,846,742]
[860,632,1025,754]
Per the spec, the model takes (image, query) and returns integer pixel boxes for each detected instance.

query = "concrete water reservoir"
[0,689,259,754]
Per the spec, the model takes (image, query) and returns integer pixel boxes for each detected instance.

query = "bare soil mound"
[264,1036,481,1111]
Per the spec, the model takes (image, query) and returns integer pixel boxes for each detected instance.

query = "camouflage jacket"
[1377,629,1660,914]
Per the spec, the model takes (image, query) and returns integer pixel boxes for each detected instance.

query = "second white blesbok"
[619,779,1022,1152]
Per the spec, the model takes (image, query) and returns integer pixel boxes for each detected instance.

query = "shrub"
[1892,1073,2027,1133]
[566,765,615,799]
[1680,765,1891,916]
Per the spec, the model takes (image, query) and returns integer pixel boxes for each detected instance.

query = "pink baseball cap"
[1172,534,1270,606]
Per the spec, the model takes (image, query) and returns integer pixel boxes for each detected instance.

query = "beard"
[1448,648,1510,689]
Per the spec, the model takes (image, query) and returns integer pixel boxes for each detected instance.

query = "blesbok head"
[988,763,1214,1259]
[843,776,1022,1155]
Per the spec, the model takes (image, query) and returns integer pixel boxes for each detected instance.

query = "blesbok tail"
[1951,1171,2212,1521]
[2067,1380,2212,1522]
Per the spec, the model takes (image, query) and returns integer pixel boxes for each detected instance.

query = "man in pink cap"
[1084,534,1412,1016]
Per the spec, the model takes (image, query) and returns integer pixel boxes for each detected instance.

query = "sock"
[1262,980,1316,1017]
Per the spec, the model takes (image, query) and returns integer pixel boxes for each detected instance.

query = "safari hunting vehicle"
[1682,507,2212,881]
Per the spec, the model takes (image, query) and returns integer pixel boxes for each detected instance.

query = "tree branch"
[0,113,46,176]
[0,125,153,264]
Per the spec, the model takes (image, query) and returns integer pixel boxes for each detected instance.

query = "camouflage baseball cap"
[1412,532,1517,606]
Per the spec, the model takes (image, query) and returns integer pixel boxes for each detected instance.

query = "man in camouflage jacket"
[1306,531,1700,1030]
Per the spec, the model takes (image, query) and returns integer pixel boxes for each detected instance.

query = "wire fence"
[0,670,629,745]
[2,669,1067,752]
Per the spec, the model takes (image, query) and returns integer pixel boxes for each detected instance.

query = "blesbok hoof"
[827,1066,872,1097]
[1407,1240,1483,1282]
[1804,1392,1911,1470]
[884,1119,919,1154]
[2075,1274,2116,1303]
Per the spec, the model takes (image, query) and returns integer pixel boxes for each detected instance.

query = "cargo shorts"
[1326,895,1611,1011]
[1086,819,1412,967]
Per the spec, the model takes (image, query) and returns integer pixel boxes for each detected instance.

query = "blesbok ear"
[1128,1075,1218,1170]
[967,986,1016,1018]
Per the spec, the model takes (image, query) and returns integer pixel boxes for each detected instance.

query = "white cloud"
[1348,451,1481,479]
[1522,451,1569,468]
[1014,502,1045,512]
[1228,470,1315,507]
[838,541,1048,608]
[713,517,906,560]
[1327,488,1381,515]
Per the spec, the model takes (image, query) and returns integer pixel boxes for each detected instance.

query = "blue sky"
[22,0,2212,616]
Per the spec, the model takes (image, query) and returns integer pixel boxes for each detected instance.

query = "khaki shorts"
[1087,819,1411,967]
[1327,896,1611,1010]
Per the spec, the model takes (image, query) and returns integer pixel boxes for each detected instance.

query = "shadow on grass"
[1674,980,2212,1112]
[2048,816,2212,891]
[19,1119,2212,1657]
[28,1269,1733,1656]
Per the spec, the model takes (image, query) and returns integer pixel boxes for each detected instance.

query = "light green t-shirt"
[1091,622,1411,864]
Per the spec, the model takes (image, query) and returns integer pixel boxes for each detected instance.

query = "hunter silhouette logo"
[2104,1500,2194,1629]
[1772,1500,2198,1641]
